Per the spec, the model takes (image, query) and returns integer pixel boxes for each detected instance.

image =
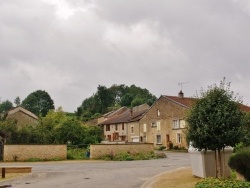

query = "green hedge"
[228,149,250,181]
[195,178,250,188]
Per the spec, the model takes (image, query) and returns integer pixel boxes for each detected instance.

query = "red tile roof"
[98,108,149,125]
[162,95,198,108]
[163,95,250,113]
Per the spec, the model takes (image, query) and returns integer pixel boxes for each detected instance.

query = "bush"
[195,178,250,188]
[97,151,160,161]
[228,149,250,181]
[67,148,88,160]
[158,146,166,150]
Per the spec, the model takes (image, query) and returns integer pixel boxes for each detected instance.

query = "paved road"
[0,152,190,188]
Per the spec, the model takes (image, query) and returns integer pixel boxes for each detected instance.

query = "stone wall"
[90,143,154,159]
[3,145,67,162]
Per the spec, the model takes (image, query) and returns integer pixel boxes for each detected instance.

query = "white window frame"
[151,121,156,127]
[157,121,161,131]
[173,119,180,129]
[180,120,186,128]
[143,124,147,132]
[157,109,160,116]
[156,135,162,144]
[176,133,181,144]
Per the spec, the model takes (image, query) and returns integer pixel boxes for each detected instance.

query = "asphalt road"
[0,152,190,188]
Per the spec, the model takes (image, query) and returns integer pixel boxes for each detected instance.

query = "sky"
[1,0,250,112]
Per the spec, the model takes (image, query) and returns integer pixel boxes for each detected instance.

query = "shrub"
[113,152,133,161]
[67,148,88,160]
[195,178,250,188]
[158,146,166,151]
[228,149,250,181]
[97,151,160,161]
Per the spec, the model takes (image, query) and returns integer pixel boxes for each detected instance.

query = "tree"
[76,84,157,120]
[187,79,244,177]
[14,96,21,107]
[0,100,13,113]
[56,117,85,145]
[22,90,55,117]
[241,112,250,146]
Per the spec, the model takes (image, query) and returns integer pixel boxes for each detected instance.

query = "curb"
[141,167,190,188]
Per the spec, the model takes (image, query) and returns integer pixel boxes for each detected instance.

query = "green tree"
[0,100,13,113]
[14,96,21,107]
[77,84,157,120]
[56,117,85,145]
[242,113,250,146]
[187,79,244,177]
[22,90,55,117]
[120,93,133,106]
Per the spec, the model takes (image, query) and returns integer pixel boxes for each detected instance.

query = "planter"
[188,145,233,178]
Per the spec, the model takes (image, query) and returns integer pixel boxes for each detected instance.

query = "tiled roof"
[162,95,198,108]
[8,106,38,120]
[98,105,149,125]
[163,95,250,112]
[239,104,250,113]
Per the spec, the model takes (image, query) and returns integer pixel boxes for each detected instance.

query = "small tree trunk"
[217,149,222,178]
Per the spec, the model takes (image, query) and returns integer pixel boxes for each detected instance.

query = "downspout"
[138,121,140,143]
[126,123,128,142]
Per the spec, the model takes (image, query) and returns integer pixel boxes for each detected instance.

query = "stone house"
[139,91,197,149]
[98,104,149,143]
[139,91,250,149]
[6,106,39,127]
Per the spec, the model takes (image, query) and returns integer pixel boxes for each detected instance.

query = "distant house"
[139,91,250,149]
[6,106,39,127]
[98,104,150,143]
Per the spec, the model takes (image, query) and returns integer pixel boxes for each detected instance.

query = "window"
[156,135,162,144]
[122,123,124,130]
[176,133,181,144]
[131,126,134,134]
[157,109,160,116]
[173,120,180,129]
[151,121,156,127]
[143,124,147,132]
[157,121,161,131]
[180,120,186,128]
[106,125,110,131]
[115,124,118,131]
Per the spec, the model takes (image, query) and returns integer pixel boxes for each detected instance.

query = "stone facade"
[127,121,141,142]
[139,95,194,148]
[3,145,67,161]
[6,107,38,127]
[99,104,150,143]
[90,143,154,159]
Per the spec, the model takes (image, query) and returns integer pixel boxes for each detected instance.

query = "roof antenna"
[178,82,188,91]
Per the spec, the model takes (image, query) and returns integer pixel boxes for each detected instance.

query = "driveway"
[0,152,190,188]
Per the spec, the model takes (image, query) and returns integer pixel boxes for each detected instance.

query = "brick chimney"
[178,90,184,98]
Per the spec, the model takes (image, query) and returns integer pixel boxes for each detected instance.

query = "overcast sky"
[1,0,250,112]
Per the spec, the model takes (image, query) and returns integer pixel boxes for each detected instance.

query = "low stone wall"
[3,145,67,162]
[90,143,154,159]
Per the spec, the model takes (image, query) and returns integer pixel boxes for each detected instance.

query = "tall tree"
[14,96,21,107]
[76,84,157,120]
[187,79,244,177]
[0,100,13,113]
[22,90,55,117]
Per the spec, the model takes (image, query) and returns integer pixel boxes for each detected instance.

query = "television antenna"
[178,82,188,91]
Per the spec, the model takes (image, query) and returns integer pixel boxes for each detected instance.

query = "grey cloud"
[0,0,250,111]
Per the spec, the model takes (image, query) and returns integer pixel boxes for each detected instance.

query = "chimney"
[178,90,184,98]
